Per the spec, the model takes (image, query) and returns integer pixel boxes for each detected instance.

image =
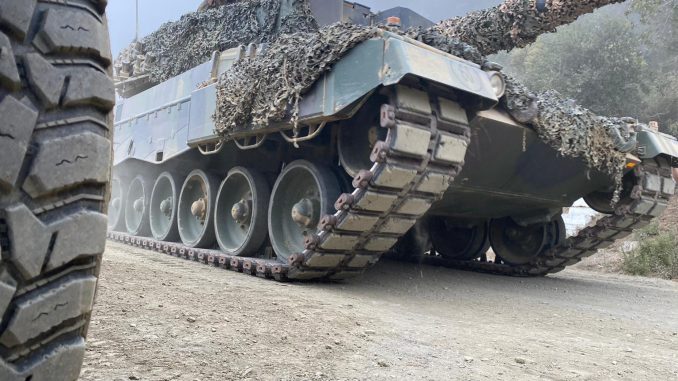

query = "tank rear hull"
[432,110,613,219]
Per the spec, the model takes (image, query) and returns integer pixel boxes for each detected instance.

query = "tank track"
[108,95,675,281]
[429,159,675,276]
[109,87,471,281]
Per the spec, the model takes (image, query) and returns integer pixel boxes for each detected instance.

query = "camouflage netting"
[504,76,629,201]
[406,28,486,66]
[113,0,317,85]
[197,0,241,12]
[433,0,626,56]
[213,24,490,132]
[214,23,376,132]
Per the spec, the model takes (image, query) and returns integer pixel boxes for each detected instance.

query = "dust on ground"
[81,242,678,380]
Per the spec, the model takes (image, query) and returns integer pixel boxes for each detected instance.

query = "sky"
[108,0,501,57]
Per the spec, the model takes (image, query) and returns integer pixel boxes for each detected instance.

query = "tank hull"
[110,31,678,281]
[431,110,613,220]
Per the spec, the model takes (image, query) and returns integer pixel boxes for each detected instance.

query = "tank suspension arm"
[233,135,267,150]
[279,122,327,147]
[197,140,224,156]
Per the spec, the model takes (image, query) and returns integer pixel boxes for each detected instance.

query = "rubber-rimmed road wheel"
[430,218,490,260]
[150,172,180,242]
[268,161,341,262]
[124,175,152,237]
[178,170,219,248]
[490,217,548,265]
[215,167,270,256]
[108,175,126,231]
[0,1,114,380]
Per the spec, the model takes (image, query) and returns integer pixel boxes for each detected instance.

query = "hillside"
[365,0,503,22]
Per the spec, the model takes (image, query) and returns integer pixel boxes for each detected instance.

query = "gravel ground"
[80,242,678,381]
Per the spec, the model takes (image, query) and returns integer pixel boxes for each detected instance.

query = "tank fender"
[636,129,678,167]
[297,32,501,122]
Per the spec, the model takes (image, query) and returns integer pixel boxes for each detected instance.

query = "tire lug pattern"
[0,0,36,39]
[23,53,65,108]
[0,1,113,377]
[63,66,115,109]
[22,132,111,198]
[0,32,20,90]
[0,269,17,317]
[0,96,38,188]
[0,276,96,347]
[5,204,52,280]
[0,337,86,381]
[6,204,107,280]
[32,7,112,64]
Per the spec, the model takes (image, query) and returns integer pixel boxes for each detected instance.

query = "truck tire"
[0,1,113,380]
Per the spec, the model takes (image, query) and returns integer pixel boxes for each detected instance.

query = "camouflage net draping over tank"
[213,25,492,132]
[113,0,317,85]
[504,77,629,201]
[433,0,626,56]
[214,23,377,132]
[198,0,241,12]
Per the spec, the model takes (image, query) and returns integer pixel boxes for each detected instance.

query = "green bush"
[622,223,678,279]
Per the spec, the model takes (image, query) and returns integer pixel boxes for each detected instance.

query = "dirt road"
[80,242,678,381]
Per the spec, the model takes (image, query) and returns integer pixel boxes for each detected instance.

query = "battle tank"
[108,0,678,281]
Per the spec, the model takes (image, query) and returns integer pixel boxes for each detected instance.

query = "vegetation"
[495,0,678,137]
[622,223,678,279]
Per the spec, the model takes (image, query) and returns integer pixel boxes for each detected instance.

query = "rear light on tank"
[487,71,506,98]
[625,154,641,170]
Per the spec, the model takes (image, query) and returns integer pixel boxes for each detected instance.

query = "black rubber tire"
[0,1,113,380]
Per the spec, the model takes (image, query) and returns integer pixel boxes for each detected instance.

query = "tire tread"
[0,1,112,379]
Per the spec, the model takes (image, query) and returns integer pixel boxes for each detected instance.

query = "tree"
[630,0,678,136]
[495,1,678,137]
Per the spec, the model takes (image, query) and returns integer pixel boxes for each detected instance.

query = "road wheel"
[215,167,270,256]
[0,1,113,380]
[430,218,490,260]
[178,170,219,248]
[490,218,548,265]
[268,161,341,262]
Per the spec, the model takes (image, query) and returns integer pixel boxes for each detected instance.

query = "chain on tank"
[108,86,472,281]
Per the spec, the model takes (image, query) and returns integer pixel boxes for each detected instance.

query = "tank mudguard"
[637,129,678,166]
[297,32,499,122]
